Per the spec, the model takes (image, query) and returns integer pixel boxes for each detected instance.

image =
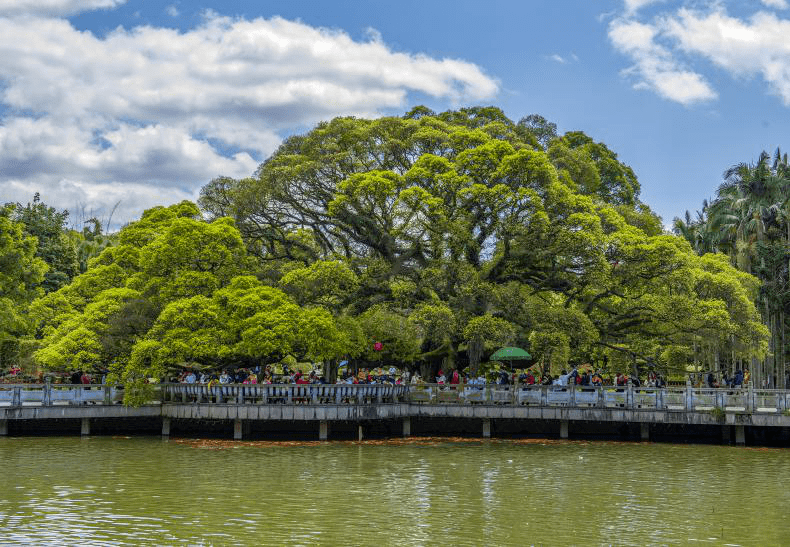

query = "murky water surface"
[1,436,787,545]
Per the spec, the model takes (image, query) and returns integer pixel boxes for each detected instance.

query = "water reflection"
[1,437,789,545]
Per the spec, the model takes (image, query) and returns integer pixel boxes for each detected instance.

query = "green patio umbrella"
[489,347,532,372]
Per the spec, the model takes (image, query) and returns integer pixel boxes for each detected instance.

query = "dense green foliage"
[1,107,771,399]
[197,106,766,378]
[675,149,790,386]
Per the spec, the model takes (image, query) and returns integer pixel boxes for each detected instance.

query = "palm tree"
[687,149,790,386]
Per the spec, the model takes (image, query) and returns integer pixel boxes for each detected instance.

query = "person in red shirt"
[525,371,535,385]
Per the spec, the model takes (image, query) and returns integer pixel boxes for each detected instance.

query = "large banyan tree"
[196,106,768,377]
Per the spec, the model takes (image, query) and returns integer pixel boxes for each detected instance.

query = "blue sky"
[1,0,789,228]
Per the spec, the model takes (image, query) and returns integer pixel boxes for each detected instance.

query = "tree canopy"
[2,107,770,396]
[195,106,766,377]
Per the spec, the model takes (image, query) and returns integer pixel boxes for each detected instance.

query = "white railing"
[406,384,789,414]
[160,383,409,405]
[0,384,123,406]
[3,383,788,414]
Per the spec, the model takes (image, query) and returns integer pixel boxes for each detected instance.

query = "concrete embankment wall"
[5,403,790,446]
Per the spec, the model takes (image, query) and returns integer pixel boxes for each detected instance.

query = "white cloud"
[609,2,790,107]
[0,0,126,16]
[165,4,179,17]
[609,18,717,105]
[623,0,665,15]
[0,13,498,225]
[761,0,788,9]
[665,8,790,105]
[550,54,567,63]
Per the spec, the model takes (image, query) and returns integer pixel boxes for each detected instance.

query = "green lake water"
[1,436,788,546]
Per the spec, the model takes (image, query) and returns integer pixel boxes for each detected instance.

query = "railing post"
[540,385,547,406]
[12,387,21,407]
[104,386,111,405]
[746,385,754,412]
[627,383,634,409]
[597,386,604,408]
[686,383,693,411]
[44,384,52,406]
[570,383,576,407]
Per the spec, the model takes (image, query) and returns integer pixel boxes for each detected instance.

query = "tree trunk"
[783,309,787,388]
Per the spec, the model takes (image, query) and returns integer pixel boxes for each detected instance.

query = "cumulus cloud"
[761,0,788,9]
[0,0,126,16]
[0,12,498,226]
[608,2,790,107]
[665,9,790,104]
[609,18,717,105]
[623,0,665,15]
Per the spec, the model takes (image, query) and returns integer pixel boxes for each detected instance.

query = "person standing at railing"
[554,368,577,387]
[733,369,744,388]
[450,369,460,388]
[524,370,536,385]
[244,372,257,384]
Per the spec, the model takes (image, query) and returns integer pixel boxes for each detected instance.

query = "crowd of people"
[704,369,749,388]
[0,363,758,389]
[164,363,760,390]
